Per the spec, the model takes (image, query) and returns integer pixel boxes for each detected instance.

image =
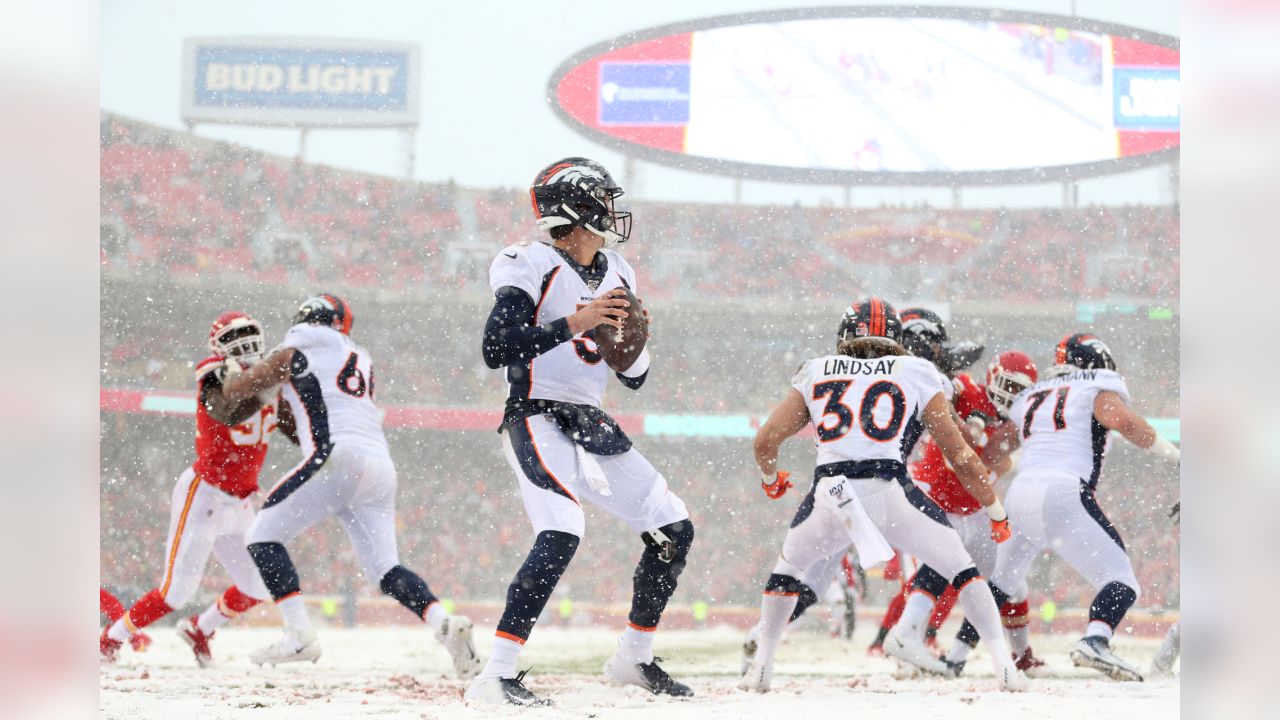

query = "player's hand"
[762,471,794,500]
[990,516,1012,543]
[567,289,629,334]
[214,357,245,382]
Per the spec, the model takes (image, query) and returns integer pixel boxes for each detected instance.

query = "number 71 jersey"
[1010,368,1130,488]
[792,354,951,467]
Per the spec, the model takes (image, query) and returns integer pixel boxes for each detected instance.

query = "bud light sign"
[182,38,420,128]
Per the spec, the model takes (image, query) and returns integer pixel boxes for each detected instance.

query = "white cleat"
[740,624,760,677]
[998,665,1030,692]
[250,627,321,666]
[436,615,482,679]
[884,624,950,676]
[738,658,773,693]
[464,671,551,706]
[1071,635,1143,682]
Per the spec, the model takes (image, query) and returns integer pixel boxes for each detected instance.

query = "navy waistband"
[814,459,907,482]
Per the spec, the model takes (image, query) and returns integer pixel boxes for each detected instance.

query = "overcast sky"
[101,0,1178,208]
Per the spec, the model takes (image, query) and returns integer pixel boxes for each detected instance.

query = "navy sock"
[495,530,580,641]
[379,565,439,620]
[789,583,819,622]
[629,520,695,629]
[246,542,301,600]
[1089,581,1138,630]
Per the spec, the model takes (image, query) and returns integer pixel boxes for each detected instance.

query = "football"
[595,288,648,372]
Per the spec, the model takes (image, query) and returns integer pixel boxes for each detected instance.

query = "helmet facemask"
[531,158,632,244]
[987,369,1033,416]
[211,320,265,365]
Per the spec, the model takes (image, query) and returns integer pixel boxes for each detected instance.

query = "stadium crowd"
[100,114,1179,305]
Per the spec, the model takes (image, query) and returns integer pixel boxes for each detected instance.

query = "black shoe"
[499,669,552,706]
[610,655,694,697]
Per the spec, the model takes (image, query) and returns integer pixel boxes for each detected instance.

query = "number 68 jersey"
[279,323,389,458]
[1009,368,1130,488]
[792,354,951,468]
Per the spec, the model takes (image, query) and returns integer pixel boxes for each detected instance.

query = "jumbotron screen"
[549,10,1179,183]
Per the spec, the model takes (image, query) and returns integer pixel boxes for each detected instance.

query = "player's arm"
[1094,390,1180,463]
[274,395,299,445]
[923,392,1010,540]
[753,388,811,499]
[221,348,293,403]
[480,286,629,369]
[200,374,262,426]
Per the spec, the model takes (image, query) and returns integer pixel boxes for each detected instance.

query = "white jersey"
[488,240,638,408]
[1010,368,1130,487]
[279,324,389,459]
[791,354,951,469]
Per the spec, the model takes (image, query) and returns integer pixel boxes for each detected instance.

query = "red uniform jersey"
[192,356,275,499]
[910,373,1000,515]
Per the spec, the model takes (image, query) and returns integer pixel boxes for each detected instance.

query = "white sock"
[481,637,523,679]
[424,602,448,632]
[617,625,655,664]
[1007,623,1030,654]
[946,641,973,664]
[196,603,231,634]
[755,592,799,668]
[276,595,312,633]
[957,582,1015,678]
[107,618,131,642]
[1085,620,1113,641]
[897,591,936,637]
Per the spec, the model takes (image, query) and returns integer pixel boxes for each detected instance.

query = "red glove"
[990,517,1012,543]
[762,471,794,500]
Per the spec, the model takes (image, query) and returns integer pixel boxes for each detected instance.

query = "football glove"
[990,517,1012,543]
[762,471,794,500]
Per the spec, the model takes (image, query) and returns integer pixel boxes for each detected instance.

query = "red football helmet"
[208,311,265,362]
[985,350,1038,416]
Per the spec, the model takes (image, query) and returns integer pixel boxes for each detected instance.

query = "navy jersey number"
[1022,387,1068,438]
[814,379,907,443]
[337,352,368,397]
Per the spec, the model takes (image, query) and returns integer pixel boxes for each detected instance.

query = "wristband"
[1149,435,1180,464]
[620,347,651,378]
[984,499,1007,522]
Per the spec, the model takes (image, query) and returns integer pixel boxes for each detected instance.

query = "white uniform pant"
[247,444,401,583]
[948,510,998,578]
[158,467,270,607]
[777,476,976,582]
[991,472,1139,603]
[501,415,689,538]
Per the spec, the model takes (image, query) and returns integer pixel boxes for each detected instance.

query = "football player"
[220,294,480,677]
[464,158,693,706]
[100,313,277,667]
[989,333,1180,681]
[742,299,1026,692]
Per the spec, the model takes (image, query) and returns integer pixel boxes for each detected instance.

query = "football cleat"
[605,654,694,697]
[1070,635,1143,682]
[999,665,1030,692]
[129,631,152,653]
[738,656,773,693]
[941,657,965,678]
[884,624,951,676]
[250,627,321,666]
[464,670,551,706]
[100,629,121,664]
[1013,647,1047,676]
[435,615,482,679]
[177,616,214,668]
[739,624,759,676]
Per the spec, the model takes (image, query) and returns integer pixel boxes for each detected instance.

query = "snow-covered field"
[100,623,1177,719]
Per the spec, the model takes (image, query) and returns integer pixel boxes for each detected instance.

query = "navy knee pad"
[951,566,982,592]
[1089,581,1138,629]
[987,580,1012,607]
[246,542,300,601]
[629,519,695,629]
[911,564,951,600]
[379,565,439,620]
[496,530,580,641]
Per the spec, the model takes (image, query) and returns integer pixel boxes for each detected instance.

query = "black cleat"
[606,654,694,697]
[464,669,552,706]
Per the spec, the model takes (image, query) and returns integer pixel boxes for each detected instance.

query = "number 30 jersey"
[792,354,951,468]
[279,323,389,459]
[1010,368,1129,488]
[488,241,638,408]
